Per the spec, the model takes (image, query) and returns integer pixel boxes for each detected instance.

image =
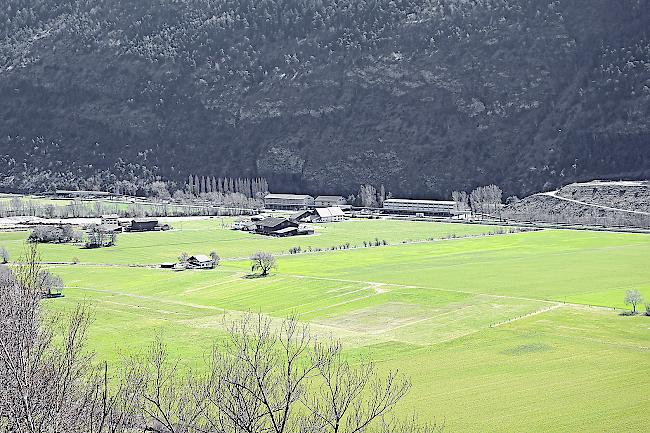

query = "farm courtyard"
[1,218,649,432]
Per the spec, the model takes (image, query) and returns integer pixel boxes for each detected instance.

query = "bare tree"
[451,191,468,212]
[125,314,441,433]
[624,289,644,314]
[302,341,412,432]
[210,250,221,266]
[250,251,277,276]
[0,245,8,263]
[0,244,132,433]
[469,185,502,219]
[38,270,64,298]
[359,185,379,208]
[0,245,441,433]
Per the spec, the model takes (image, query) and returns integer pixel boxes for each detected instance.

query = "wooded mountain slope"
[1,0,649,197]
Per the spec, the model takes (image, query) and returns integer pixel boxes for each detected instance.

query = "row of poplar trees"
[187,175,269,199]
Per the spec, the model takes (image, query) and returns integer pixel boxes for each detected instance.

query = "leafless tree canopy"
[250,251,277,276]
[624,289,644,314]
[0,246,441,433]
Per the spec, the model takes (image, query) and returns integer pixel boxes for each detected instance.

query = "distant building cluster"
[233,216,315,237]
[382,199,458,216]
[262,194,461,217]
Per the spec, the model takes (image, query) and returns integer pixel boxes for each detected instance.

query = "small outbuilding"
[187,255,215,269]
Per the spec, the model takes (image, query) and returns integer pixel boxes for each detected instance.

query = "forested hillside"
[1,0,649,197]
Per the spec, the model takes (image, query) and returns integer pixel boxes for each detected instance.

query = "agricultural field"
[0,218,509,264]
[5,219,649,432]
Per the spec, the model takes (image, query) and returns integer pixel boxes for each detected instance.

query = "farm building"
[289,207,346,223]
[255,217,299,236]
[251,214,270,222]
[235,216,314,237]
[289,210,313,222]
[383,199,458,216]
[315,195,348,208]
[128,218,158,232]
[312,207,346,223]
[187,255,215,269]
[101,214,119,225]
[264,194,315,210]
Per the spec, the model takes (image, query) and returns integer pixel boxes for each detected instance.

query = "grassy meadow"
[2,218,648,432]
[0,218,508,263]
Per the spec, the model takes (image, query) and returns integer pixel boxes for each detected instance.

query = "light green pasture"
[30,224,650,433]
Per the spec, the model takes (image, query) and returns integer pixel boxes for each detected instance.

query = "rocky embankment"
[555,181,650,213]
[503,181,650,228]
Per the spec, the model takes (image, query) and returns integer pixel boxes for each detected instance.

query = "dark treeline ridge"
[0,0,649,198]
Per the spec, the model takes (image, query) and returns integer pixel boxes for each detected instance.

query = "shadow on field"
[242,273,274,280]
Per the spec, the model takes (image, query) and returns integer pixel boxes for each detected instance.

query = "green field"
[3,219,649,432]
[0,218,508,263]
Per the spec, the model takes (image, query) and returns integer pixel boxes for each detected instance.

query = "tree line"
[452,185,503,218]
[186,175,269,199]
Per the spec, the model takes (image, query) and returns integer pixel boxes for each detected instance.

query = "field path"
[66,285,228,312]
[284,273,563,305]
[491,303,563,327]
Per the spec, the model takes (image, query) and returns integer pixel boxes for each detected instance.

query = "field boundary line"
[490,304,562,328]
[66,286,227,312]
[282,273,560,305]
[219,229,535,262]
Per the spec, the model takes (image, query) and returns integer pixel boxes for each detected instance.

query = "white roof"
[190,255,213,263]
[384,198,456,205]
[316,195,345,201]
[101,214,119,218]
[265,193,313,200]
[315,207,346,218]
